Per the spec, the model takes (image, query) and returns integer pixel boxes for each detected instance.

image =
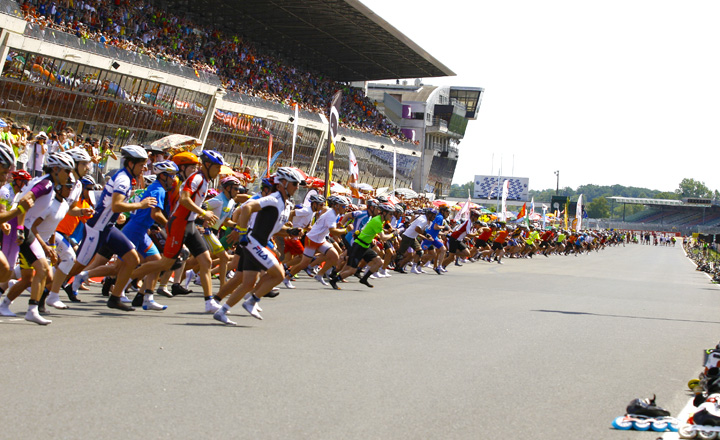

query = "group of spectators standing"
[18,0,419,145]
[0,117,117,182]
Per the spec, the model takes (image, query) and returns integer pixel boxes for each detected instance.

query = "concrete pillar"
[198,88,226,146]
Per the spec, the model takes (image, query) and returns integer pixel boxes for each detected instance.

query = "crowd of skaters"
[17,0,416,144]
[0,135,629,325]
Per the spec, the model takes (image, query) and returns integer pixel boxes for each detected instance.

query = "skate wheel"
[633,419,651,431]
[690,379,702,390]
[680,425,699,439]
[698,430,717,440]
[652,420,669,432]
[667,420,680,433]
[612,416,632,430]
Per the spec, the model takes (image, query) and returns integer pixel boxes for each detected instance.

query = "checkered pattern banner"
[474,175,529,200]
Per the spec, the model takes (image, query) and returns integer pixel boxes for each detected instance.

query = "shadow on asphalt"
[170,323,251,328]
[533,309,720,325]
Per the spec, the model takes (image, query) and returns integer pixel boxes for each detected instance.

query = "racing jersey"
[450,219,473,241]
[206,192,235,230]
[493,230,509,243]
[248,191,291,245]
[403,215,428,239]
[345,210,370,245]
[306,207,339,243]
[86,168,134,230]
[171,171,208,222]
[122,180,166,238]
[18,175,54,229]
[35,196,69,241]
[355,215,383,248]
[292,204,314,229]
[425,214,444,239]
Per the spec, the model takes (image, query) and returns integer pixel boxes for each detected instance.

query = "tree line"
[448,178,719,219]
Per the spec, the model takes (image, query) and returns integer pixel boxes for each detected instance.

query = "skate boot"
[680,397,720,439]
[612,395,677,432]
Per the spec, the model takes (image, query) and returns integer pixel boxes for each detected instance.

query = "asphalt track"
[0,243,717,439]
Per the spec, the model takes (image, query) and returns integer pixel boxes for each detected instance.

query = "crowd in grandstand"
[0,129,632,325]
[17,0,417,144]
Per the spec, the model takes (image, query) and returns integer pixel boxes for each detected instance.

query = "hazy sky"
[359,0,720,193]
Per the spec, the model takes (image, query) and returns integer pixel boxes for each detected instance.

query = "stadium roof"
[176,0,455,82]
[607,196,710,207]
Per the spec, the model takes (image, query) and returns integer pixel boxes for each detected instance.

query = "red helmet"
[11,170,31,181]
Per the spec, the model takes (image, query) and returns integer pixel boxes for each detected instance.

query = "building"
[366,82,483,195]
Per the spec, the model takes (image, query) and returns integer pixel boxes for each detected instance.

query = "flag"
[576,194,583,230]
[517,203,527,219]
[347,147,360,198]
[324,91,342,199]
[458,191,472,221]
[239,152,244,167]
[265,135,274,177]
[291,103,299,166]
[564,199,569,229]
[542,204,548,229]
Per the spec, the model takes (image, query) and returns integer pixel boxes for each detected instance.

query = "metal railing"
[22,22,222,86]
[0,0,22,18]
[223,91,322,123]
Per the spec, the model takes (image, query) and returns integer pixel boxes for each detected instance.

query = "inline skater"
[64,145,157,312]
[329,202,396,289]
[394,208,435,274]
[213,167,305,324]
[118,160,179,310]
[3,152,74,324]
[0,143,34,285]
[129,150,223,313]
[442,210,481,270]
[0,169,31,291]
[283,195,351,288]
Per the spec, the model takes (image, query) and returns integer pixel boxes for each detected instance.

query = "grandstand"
[0,0,481,194]
[600,196,720,235]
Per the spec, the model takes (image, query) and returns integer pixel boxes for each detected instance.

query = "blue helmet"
[200,149,225,165]
[261,177,273,188]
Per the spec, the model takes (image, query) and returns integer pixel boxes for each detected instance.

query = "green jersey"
[355,215,383,248]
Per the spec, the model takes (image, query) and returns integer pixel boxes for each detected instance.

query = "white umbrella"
[354,183,374,192]
[394,188,418,199]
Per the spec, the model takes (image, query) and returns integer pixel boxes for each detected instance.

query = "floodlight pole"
[554,170,559,195]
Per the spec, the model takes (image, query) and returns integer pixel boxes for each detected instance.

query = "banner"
[501,180,509,221]
[324,91,342,199]
[347,147,360,198]
[266,134,273,177]
[542,204,548,229]
[291,103,298,166]
[576,194,583,230]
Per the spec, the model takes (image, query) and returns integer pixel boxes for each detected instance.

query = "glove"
[236,227,249,246]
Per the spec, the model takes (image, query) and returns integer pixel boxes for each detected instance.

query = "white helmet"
[0,142,15,168]
[328,195,350,206]
[152,160,179,175]
[65,147,91,163]
[121,144,148,160]
[144,174,157,185]
[46,152,75,170]
[274,167,306,185]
